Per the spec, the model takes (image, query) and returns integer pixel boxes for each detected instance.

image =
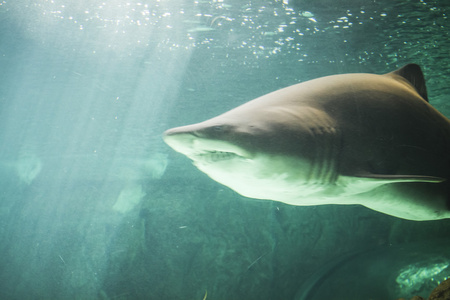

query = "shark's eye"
[195,125,227,138]
[212,125,224,132]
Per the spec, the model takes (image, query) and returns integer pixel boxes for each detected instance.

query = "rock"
[428,278,450,300]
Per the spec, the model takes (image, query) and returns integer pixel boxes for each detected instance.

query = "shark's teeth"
[195,151,241,163]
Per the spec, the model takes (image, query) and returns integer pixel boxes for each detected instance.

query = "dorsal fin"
[387,63,428,102]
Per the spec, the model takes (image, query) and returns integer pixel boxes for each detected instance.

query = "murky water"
[0,0,449,299]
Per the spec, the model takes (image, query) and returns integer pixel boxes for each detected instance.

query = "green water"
[0,0,449,299]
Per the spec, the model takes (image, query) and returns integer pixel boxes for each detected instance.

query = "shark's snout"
[164,125,253,162]
[163,129,196,156]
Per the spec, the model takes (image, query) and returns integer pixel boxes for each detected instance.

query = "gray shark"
[163,64,450,221]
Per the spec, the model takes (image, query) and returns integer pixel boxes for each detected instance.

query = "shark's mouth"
[193,150,243,163]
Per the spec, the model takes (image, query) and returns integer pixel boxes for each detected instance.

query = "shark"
[163,64,450,221]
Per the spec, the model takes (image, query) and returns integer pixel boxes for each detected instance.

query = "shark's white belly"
[194,153,337,203]
[195,154,449,221]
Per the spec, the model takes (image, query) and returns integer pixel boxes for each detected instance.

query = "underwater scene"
[0,0,449,299]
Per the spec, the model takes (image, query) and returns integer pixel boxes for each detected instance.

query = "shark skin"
[163,64,450,221]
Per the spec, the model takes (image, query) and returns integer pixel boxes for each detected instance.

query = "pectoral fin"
[337,174,446,197]
[354,174,446,183]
